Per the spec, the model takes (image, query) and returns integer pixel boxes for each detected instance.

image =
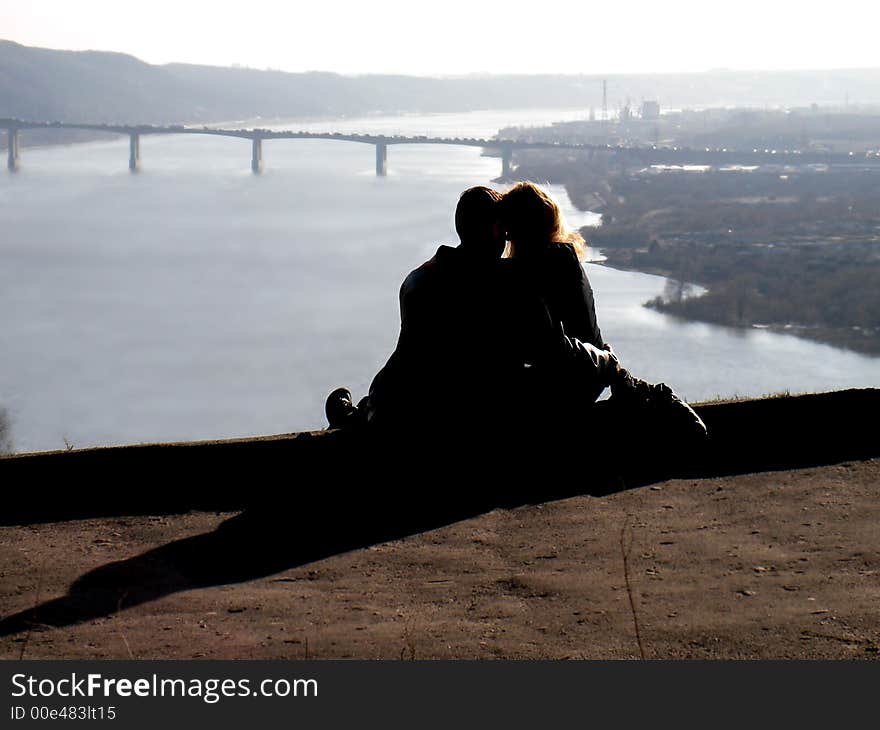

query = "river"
[1,108,877,453]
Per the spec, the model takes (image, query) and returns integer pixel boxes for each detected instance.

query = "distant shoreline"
[594,252,880,357]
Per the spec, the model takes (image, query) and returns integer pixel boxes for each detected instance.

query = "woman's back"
[513,241,603,348]
[500,182,604,348]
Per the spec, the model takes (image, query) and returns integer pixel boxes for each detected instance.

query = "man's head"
[454,186,504,258]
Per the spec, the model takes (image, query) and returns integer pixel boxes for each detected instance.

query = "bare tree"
[0,407,13,455]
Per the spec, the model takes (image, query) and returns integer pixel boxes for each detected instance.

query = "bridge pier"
[7,128,20,172]
[501,145,513,179]
[375,142,387,176]
[129,133,140,172]
[251,137,263,174]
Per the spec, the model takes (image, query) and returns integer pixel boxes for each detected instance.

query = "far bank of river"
[593,249,880,357]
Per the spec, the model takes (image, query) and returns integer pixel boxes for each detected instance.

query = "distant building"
[641,100,661,120]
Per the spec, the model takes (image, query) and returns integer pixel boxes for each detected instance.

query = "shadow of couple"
[0,475,571,639]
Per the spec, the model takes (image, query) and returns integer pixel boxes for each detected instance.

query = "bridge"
[4,118,879,176]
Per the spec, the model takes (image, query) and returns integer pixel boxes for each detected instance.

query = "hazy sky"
[3,0,879,75]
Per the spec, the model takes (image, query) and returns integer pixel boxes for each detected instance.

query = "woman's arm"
[553,244,604,348]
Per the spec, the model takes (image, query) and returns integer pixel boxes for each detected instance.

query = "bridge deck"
[3,118,878,165]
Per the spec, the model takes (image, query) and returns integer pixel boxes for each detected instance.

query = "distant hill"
[0,40,601,125]
[0,41,192,123]
[4,39,880,131]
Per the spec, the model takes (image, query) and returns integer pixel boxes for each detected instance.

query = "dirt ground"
[1,459,878,660]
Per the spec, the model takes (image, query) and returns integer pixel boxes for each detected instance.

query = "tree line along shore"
[501,108,880,355]
[505,114,880,356]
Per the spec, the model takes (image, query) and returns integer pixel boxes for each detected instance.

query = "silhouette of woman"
[500,181,707,441]
[501,181,604,349]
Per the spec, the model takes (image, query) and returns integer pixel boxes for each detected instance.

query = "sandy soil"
[1,459,878,660]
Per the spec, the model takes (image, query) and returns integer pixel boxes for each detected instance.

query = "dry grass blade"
[620,518,646,660]
[18,564,45,660]
[117,592,135,659]
[400,624,416,660]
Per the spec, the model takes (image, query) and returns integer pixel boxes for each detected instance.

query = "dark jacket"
[509,242,603,348]
[504,242,609,412]
[364,245,547,432]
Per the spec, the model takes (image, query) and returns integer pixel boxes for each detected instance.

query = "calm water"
[1,109,877,453]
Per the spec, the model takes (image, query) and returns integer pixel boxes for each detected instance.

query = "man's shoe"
[647,382,708,441]
[612,373,708,442]
[325,386,356,429]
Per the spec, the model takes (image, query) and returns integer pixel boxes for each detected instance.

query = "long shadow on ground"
[0,467,598,637]
[1,388,878,637]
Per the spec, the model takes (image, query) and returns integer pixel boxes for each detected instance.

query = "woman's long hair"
[500,181,586,260]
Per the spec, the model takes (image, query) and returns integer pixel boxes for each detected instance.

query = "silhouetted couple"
[325,183,706,476]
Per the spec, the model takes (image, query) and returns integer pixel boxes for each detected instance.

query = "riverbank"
[595,249,880,356]
[505,124,880,360]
